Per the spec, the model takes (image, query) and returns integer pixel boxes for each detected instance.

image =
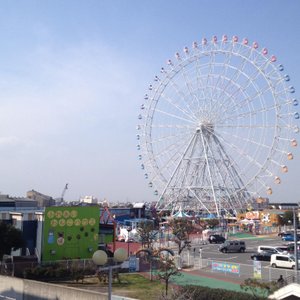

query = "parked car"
[286,242,300,253]
[218,240,246,253]
[278,231,293,237]
[257,245,288,254]
[208,234,226,244]
[251,251,273,261]
[281,233,299,241]
[282,233,294,241]
[270,253,300,269]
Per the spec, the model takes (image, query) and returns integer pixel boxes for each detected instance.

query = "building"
[79,195,98,204]
[0,194,38,210]
[27,190,55,208]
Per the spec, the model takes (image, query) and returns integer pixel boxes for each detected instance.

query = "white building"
[79,195,98,204]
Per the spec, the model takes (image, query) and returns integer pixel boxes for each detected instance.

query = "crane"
[61,183,69,202]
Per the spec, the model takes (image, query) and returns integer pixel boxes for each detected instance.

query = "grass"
[65,273,165,300]
[56,272,270,299]
[115,273,165,299]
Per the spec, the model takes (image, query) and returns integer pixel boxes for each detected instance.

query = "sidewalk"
[229,232,278,240]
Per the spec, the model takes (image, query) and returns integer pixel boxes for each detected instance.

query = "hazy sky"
[0,0,299,204]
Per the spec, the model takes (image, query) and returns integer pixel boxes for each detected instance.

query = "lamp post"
[127,226,132,256]
[92,248,127,300]
[199,247,202,268]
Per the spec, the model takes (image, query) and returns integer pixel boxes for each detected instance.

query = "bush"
[23,263,95,282]
[176,286,266,300]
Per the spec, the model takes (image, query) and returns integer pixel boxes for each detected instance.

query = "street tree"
[169,218,193,255]
[206,218,219,229]
[0,221,25,259]
[156,256,181,296]
[137,220,157,249]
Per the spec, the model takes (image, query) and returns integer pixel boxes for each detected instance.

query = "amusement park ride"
[137,35,299,217]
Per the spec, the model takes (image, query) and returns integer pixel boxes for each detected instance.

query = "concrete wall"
[0,275,136,300]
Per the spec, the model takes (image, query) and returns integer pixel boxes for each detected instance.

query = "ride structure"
[137,35,299,217]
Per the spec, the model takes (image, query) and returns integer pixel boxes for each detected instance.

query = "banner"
[212,261,240,274]
[253,260,262,279]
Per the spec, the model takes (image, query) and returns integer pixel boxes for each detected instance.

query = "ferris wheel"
[137,35,299,216]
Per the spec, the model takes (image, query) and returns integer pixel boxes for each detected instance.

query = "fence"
[178,250,300,283]
[0,258,103,279]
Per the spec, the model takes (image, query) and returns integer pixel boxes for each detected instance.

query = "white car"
[270,253,300,269]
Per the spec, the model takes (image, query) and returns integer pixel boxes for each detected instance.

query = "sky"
[0,0,299,204]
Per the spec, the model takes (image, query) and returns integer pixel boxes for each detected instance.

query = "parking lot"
[186,234,300,282]
[198,235,280,265]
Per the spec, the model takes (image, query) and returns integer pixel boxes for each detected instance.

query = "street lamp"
[293,208,299,281]
[199,247,203,268]
[92,248,127,300]
[127,226,132,256]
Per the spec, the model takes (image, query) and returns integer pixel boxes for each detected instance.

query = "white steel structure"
[137,35,299,216]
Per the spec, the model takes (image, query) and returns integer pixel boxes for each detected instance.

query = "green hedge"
[178,286,266,300]
[23,263,95,282]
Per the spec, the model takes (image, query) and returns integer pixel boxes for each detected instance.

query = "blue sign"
[129,255,137,272]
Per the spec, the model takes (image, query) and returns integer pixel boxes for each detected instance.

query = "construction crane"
[61,183,69,202]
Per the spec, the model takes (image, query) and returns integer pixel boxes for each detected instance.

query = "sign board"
[212,261,240,275]
[42,206,99,261]
[129,255,137,272]
[253,260,262,279]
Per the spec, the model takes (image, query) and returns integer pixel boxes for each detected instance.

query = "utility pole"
[293,207,299,282]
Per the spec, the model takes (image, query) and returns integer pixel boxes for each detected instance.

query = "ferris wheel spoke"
[158,89,200,122]
[193,50,210,113]
[154,108,196,124]
[177,56,204,114]
[217,59,269,112]
[148,130,192,145]
[217,54,249,105]
[215,124,275,129]
[212,129,268,180]
[210,49,235,103]
[221,86,273,120]
[218,127,273,152]
[161,69,200,121]
[151,124,194,130]
[145,135,192,181]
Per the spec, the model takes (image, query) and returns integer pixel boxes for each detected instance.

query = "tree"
[279,210,298,227]
[169,218,193,255]
[156,256,181,296]
[136,220,158,249]
[0,222,25,259]
[206,218,219,229]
